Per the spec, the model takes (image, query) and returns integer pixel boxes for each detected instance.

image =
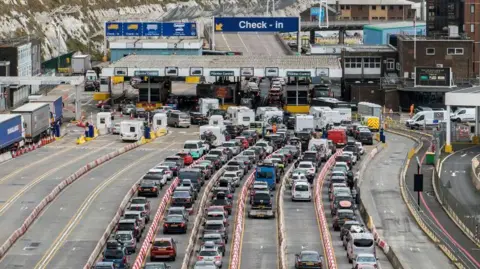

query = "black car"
[190,112,208,125]
[226,125,243,138]
[343,145,360,160]
[137,180,159,197]
[284,145,300,159]
[163,214,188,234]
[171,191,193,208]
[302,151,320,166]
[205,154,222,169]
[358,130,373,145]
[294,250,323,269]
[211,193,233,214]
[250,190,273,209]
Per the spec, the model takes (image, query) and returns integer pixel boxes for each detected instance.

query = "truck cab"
[255,163,276,190]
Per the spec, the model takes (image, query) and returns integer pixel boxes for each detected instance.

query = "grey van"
[168,112,191,128]
[178,168,204,190]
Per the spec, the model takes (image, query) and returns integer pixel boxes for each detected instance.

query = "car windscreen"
[207,214,224,220]
[173,191,190,198]
[243,151,254,156]
[354,239,374,248]
[226,166,240,171]
[337,211,354,218]
[153,240,171,247]
[206,156,217,162]
[223,142,236,147]
[295,184,309,191]
[124,214,138,219]
[129,206,144,211]
[184,143,198,149]
[304,152,317,158]
[179,171,200,179]
[140,181,156,187]
[256,142,268,147]
[300,253,319,262]
[104,249,124,259]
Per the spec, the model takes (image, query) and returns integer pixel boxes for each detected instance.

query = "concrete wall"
[111,48,202,62]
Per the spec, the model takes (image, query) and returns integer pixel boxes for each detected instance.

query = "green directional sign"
[134,70,159,76]
[210,70,235,76]
[287,71,311,77]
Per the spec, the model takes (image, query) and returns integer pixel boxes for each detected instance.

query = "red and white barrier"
[314,150,343,269]
[229,151,275,269]
[0,140,144,260]
[131,156,206,269]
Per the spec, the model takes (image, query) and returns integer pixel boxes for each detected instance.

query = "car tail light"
[122,256,127,264]
[197,256,204,261]
[374,265,378,268]
[164,224,168,228]
[152,246,159,251]
[138,187,143,191]
[180,223,185,227]
[215,256,221,261]
[166,247,173,251]
[152,187,158,191]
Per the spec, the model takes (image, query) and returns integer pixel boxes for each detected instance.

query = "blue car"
[102,240,130,269]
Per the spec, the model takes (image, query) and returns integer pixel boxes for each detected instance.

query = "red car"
[150,237,177,261]
[235,136,249,149]
[176,152,193,166]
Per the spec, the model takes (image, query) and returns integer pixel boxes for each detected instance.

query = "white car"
[335,161,350,171]
[222,171,241,187]
[292,181,312,201]
[352,253,378,269]
[298,161,316,177]
[112,123,121,135]
[343,152,357,165]
[144,168,168,186]
[355,142,365,155]
[153,165,174,180]
[255,141,273,154]
[222,141,241,155]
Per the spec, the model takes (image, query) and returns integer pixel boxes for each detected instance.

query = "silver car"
[114,230,137,254]
[122,210,146,232]
[197,242,222,268]
[112,123,121,135]
[222,141,241,155]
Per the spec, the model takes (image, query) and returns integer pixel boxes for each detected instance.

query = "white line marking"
[222,33,232,51]
[238,33,249,53]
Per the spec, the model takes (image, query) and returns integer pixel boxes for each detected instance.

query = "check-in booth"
[153,113,167,130]
[97,112,113,135]
[285,71,311,113]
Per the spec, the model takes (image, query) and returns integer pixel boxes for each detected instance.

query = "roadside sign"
[287,71,311,77]
[106,22,122,36]
[134,70,159,76]
[210,71,234,76]
[143,23,161,36]
[162,22,197,37]
[213,17,299,32]
[216,87,228,98]
[310,7,325,22]
[414,67,452,87]
[122,22,142,36]
[240,67,254,77]
[265,67,279,77]
[114,67,128,76]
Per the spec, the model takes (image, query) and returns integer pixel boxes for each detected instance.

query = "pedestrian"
[272,123,277,133]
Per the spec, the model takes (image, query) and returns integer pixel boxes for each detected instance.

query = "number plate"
[306,262,314,265]
[258,214,265,217]
[171,224,178,227]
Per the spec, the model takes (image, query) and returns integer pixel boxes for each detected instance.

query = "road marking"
[461,153,467,157]
[238,33,249,53]
[34,143,176,269]
[221,33,232,51]
[0,147,73,184]
[0,142,116,216]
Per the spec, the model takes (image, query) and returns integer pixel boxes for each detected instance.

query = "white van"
[291,181,311,201]
[183,140,207,159]
[451,107,476,123]
[199,125,226,147]
[347,232,376,262]
[120,121,144,142]
[152,113,167,131]
[406,110,447,129]
[295,115,314,132]
[96,112,112,135]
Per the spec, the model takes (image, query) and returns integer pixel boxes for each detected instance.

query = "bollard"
[144,126,151,140]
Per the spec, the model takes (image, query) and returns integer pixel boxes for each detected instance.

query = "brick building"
[301,0,416,22]
[464,0,480,74]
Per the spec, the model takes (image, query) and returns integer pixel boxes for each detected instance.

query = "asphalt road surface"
[214,32,287,56]
[0,128,197,268]
[361,134,451,269]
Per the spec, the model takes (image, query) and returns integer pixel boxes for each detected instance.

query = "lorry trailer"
[0,114,24,151]
[30,95,63,125]
[12,103,51,143]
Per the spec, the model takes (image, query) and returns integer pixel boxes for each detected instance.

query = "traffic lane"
[439,146,480,208]
[188,170,253,268]
[43,148,178,269]
[283,183,325,269]
[0,146,175,269]
[0,144,123,246]
[362,134,450,269]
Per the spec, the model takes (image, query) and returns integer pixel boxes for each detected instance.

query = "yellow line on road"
[35,143,176,269]
[0,142,117,216]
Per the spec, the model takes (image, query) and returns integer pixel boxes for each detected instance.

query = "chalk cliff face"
[1,0,313,60]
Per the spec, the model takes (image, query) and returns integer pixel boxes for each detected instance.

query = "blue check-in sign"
[214,17,299,32]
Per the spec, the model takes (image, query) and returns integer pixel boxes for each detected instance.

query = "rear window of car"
[199,250,218,256]
[354,239,374,248]
[205,224,223,230]
[254,193,270,200]
[153,240,171,247]
[118,223,133,230]
[104,249,124,259]
[304,152,316,158]
[295,184,309,191]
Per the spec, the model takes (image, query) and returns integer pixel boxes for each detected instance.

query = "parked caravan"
[357,102,382,118]
[120,121,144,142]
[295,115,314,132]
[451,107,476,123]
[30,95,63,125]
[256,107,280,121]
[406,110,447,129]
[236,109,255,127]
[199,98,219,116]
[333,107,352,123]
[96,112,113,135]
[308,138,330,161]
[152,113,167,130]
[209,115,225,126]
[310,107,341,130]
[12,103,50,143]
[199,125,226,147]
[263,110,283,126]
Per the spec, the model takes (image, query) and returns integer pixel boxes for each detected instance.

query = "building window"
[396,62,400,71]
[381,5,386,10]
[375,58,381,68]
[471,24,475,33]
[363,58,370,68]
[399,5,403,10]
[389,5,394,10]
[447,48,464,55]
[386,59,395,70]
[346,5,350,10]
[372,17,379,20]
[359,5,362,10]
[471,4,475,13]
[340,5,345,9]
[372,5,377,10]
[426,48,435,55]
[380,17,386,20]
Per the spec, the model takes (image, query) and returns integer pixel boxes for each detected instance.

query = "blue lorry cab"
[255,165,276,190]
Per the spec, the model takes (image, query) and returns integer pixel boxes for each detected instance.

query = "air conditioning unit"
[436,64,443,68]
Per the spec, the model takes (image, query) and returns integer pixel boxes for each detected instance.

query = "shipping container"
[0,114,24,151]
[357,102,382,118]
[12,103,50,143]
[363,22,427,45]
[30,95,63,124]
[71,54,92,75]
